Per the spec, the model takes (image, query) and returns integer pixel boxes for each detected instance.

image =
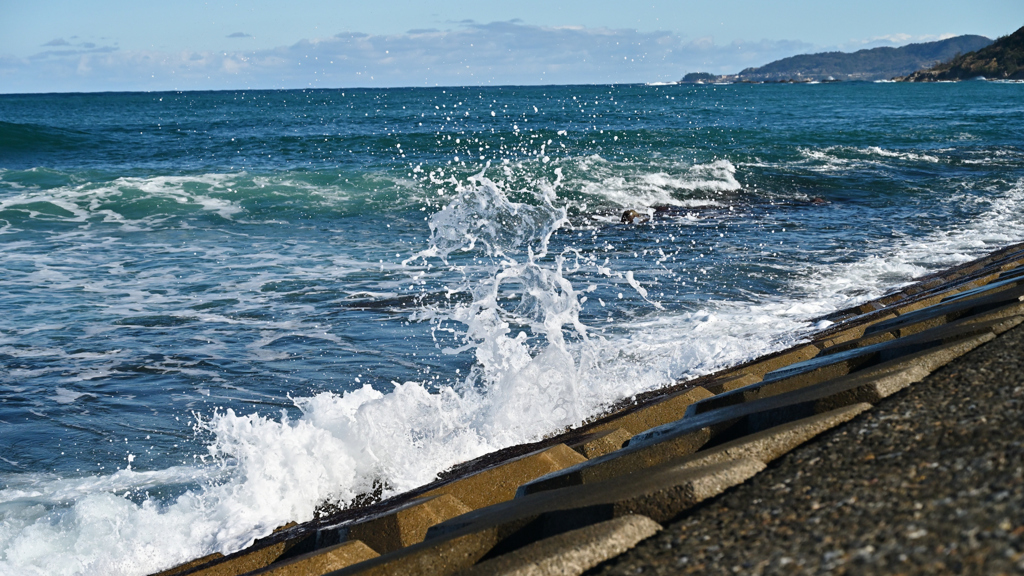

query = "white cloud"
[1,21,815,93]
[837,32,968,51]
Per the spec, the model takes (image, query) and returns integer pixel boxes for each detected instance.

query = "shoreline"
[155,240,1024,576]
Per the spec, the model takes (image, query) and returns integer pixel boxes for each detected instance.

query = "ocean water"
[1,82,1023,574]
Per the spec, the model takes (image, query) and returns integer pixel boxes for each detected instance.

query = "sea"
[1,81,1023,575]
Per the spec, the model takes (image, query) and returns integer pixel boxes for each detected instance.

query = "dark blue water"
[2,82,1023,575]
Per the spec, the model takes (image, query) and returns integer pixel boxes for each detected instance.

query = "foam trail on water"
[790,178,1024,311]
[574,158,741,208]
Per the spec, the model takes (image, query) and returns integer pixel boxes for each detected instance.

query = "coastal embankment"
[595,290,1024,574]
[152,240,1024,575]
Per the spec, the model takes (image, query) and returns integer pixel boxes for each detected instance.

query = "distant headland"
[896,25,1024,81]
[677,25,1024,84]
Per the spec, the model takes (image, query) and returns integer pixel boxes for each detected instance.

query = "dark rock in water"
[680,72,719,84]
[621,209,651,224]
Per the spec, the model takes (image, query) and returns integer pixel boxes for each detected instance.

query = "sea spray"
[0,167,614,576]
[412,168,595,440]
[418,167,567,259]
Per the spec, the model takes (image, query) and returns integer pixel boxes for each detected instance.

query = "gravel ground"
[590,323,1024,575]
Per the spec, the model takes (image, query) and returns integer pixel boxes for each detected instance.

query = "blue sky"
[1,1,1021,93]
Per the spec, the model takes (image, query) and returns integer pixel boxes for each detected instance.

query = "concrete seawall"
[154,241,1024,576]
[593,304,1024,574]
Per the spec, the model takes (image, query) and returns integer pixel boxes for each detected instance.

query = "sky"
[1,1,1022,93]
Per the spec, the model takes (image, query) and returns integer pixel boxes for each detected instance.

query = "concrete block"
[431,459,763,545]
[876,291,912,307]
[174,540,298,576]
[985,314,1024,335]
[864,282,1024,337]
[855,300,888,314]
[731,344,820,378]
[786,332,987,422]
[904,278,945,295]
[347,494,472,554]
[340,459,757,576]
[567,428,633,459]
[421,444,587,510]
[325,527,500,576]
[694,330,995,418]
[455,515,662,576]
[895,298,1024,339]
[519,332,992,497]
[943,249,1023,280]
[897,283,983,315]
[159,524,306,576]
[516,427,711,496]
[908,246,1023,296]
[587,387,713,436]
[677,403,871,469]
[816,329,895,354]
[702,332,993,424]
[897,270,1007,313]
[953,272,1005,290]
[773,317,993,378]
[940,272,1024,304]
[1000,260,1024,274]
[702,372,762,395]
[521,389,876,498]
[812,324,870,350]
[917,266,1010,300]
[151,553,223,576]
[823,250,1015,338]
[851,303,1022,350]
[699,315,1012,413]
[247,541,378,576]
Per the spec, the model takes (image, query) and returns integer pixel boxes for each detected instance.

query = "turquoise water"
[1,82,1023,574]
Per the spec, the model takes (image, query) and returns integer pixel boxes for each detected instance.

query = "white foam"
[49,388,95,404]
[861,146,940,163]
[797,145,944,173]
[0,173,247,229]
[577,159,741,208]
[792,178,1024,308]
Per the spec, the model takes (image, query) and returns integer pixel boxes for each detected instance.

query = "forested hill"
[735,35,992,82]
[898,25,1024,81]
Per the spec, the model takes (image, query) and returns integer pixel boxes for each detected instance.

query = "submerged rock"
[620,209,651,224]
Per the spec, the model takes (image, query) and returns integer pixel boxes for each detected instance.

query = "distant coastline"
[897,25,1024,81]
[675,27,1024,85]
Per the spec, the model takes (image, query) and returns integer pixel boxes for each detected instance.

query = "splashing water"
[0,169,593,575]
[416,168,594,442]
